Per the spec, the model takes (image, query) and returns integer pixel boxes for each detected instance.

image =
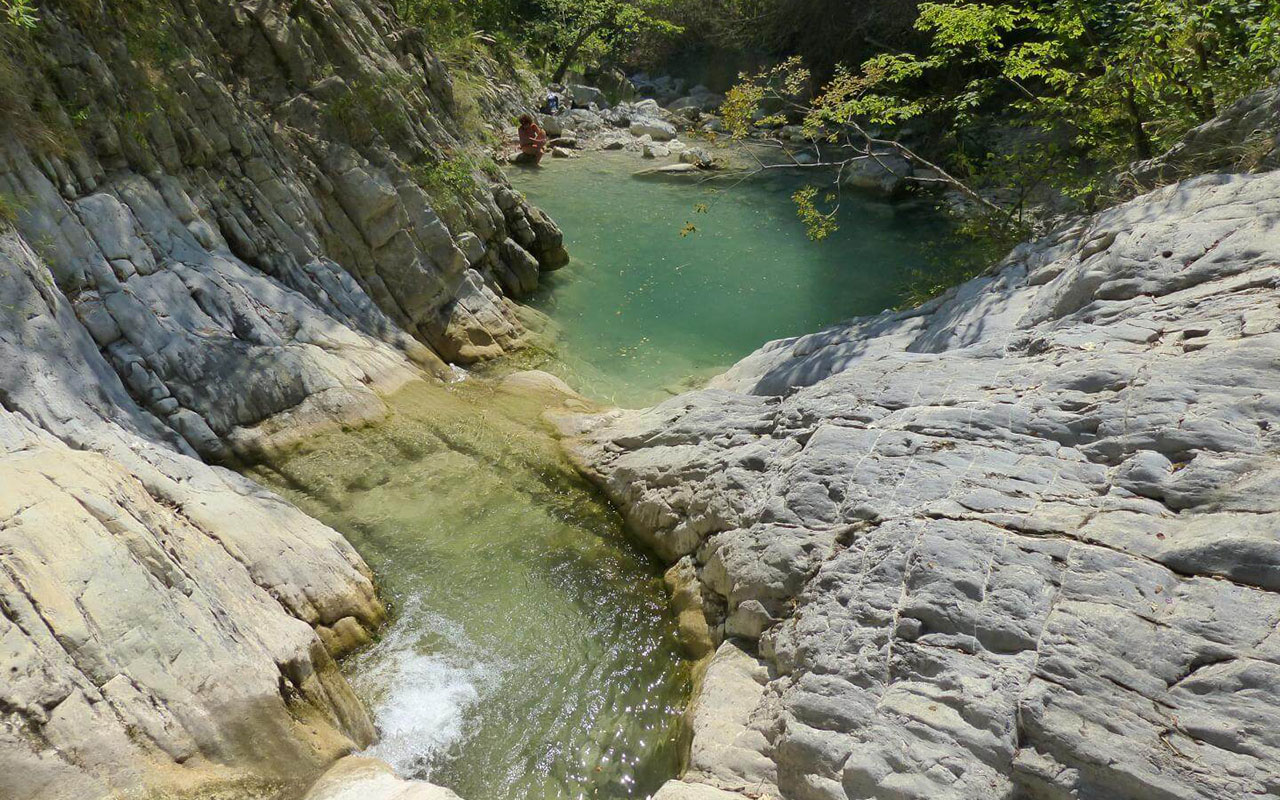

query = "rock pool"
[250,381,689,800]
[511,153,957,405]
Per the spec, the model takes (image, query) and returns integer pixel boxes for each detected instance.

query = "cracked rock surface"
[568,169,1280,800]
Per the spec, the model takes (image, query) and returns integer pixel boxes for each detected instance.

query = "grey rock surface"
[631,118,679,142]
[2,0,565,379]
[568,169,1280,800]
[0,231,387,798]
[1129,85,1280,189]
[0,1,570,797]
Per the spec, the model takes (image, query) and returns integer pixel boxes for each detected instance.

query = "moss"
[325,72,417,140]
[0,191,25,225]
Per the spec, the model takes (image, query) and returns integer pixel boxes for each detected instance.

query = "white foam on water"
[350,596,502,778]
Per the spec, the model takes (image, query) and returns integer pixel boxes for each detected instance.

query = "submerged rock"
[634,163,704,179]
[569,168,1280,799]
[842,151,915,197]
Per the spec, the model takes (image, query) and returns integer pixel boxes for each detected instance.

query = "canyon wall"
[0,1,564,797]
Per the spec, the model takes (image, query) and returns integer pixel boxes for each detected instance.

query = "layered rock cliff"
[568,167,1280,799]
[0,0,568,464]
[0,1,566,797]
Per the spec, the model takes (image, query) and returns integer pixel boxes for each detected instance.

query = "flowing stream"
[252,152,957,800]
[250,381,688,800]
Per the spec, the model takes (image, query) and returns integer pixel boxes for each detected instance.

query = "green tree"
[3,0,38,28]
[723,0,1280,241]
[541,0,682,83]
[840,0,1279,166]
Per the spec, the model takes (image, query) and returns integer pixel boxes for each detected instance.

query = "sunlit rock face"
[0,0,568,462]
[0,0,567,796]
[569,170,1280,800]
[0,231,385,798]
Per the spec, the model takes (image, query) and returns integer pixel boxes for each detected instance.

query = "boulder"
[679,147,716,169]
[669,93,726,113]
[632,98,663,117]
[584,67,635,102]
[303,757,462,800]
[601,106,632,127]
[630,117,677,141]
[539,115,568,137]
[565,108,604,132]
[567,83,607,109]
[842,151,914,196]
[497,237,540,297]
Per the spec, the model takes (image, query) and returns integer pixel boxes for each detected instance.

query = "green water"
[249,153,960,800]
[511,153,956,405]
[250,382,689,800]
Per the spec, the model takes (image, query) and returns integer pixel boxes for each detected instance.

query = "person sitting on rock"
[517,114,548,164]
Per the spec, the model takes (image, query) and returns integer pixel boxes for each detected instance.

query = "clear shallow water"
[250,382,689,800]
[511,153,956,406]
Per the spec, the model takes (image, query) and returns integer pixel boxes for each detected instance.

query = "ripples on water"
[251,381,690,800]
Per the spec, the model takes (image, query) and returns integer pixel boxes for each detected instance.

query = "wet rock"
[842,151,914,196]
[680,148,716,169]
[665,557,716,658]
[634,163,703,179]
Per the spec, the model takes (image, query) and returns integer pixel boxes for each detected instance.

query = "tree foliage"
[3,0,36,28]
[843,0,1280,168]
[724,0,1280,243]
[391,0,683,82]
[539,0,682,82]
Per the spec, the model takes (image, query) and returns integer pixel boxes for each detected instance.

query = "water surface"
[250,381,689,800]
[512,153,955,405]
